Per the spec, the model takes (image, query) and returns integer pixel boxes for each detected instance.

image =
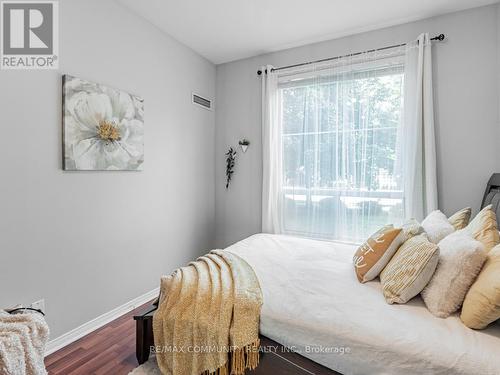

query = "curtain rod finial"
[432,34,445,41]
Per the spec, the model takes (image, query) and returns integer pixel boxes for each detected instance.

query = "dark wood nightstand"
[133,304,156,364]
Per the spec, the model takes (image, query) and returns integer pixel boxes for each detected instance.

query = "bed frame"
[134,303,340,374]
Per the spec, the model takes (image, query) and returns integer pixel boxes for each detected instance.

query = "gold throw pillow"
[460,244,500,329]
[353,225,404,283]
[448,207,472,230]
[464,205,499,252]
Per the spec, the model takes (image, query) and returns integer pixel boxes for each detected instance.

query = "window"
[279,63,405,243]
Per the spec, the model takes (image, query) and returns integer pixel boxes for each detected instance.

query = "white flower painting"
[63,75,144,170]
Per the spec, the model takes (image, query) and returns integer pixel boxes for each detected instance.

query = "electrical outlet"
[30,299,45,313]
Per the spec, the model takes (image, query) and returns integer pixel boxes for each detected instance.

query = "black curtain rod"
[257,34,445,75]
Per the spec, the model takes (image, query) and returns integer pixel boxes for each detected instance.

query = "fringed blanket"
[0,310,49,375]
[153,250,263,375]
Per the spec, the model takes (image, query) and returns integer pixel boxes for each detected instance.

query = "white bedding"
[226,233,500,375]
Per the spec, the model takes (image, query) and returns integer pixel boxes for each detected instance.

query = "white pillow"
[421,230,487,318]
[421,210,455,244]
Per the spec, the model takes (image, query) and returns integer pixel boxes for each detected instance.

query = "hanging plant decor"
[225,147,237,189]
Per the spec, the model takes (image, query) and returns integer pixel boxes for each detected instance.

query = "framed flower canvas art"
[62,75,144,170]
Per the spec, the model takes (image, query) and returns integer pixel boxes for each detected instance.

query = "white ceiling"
[117,0,498,64]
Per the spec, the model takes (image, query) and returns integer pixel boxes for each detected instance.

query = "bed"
[225,233,500,375]
[135,233,500,375]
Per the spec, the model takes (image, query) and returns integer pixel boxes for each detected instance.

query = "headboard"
[482,174,500,223]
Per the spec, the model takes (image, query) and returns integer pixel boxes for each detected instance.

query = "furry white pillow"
[421,210,455,244]
[421,230,487,318]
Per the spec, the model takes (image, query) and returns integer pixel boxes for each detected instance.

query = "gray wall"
[215,4,500,248]
[0,0,215,339]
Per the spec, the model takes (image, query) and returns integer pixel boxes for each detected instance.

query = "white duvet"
[226,233,500,375]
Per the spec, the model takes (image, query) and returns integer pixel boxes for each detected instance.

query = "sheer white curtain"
[261,33,437,242]
[261,65,282,233]
[402,33,438,221]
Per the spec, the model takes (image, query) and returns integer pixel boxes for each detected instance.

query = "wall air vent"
[192,93,213,111]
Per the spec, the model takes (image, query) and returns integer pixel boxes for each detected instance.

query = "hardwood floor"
[45,302,339,375]
[44,303,149,375]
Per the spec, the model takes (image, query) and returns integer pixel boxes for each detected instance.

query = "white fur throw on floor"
[421,230,487,318]
[421,210,455,244]
[129,357,162,375]
[0,310,49,375]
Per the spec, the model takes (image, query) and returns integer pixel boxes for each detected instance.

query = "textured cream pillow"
[421,210,455,244]
[461,245,500,329]
[421,230,486,318]
[401,218,424,241]
[464,205,500,252]
[448,207,472,230]
[353,225,404,283]
[380,234,439,304]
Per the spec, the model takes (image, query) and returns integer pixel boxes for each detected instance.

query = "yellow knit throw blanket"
[153,250,263,375]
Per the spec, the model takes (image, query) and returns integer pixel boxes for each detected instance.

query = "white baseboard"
[45,287,159,356]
